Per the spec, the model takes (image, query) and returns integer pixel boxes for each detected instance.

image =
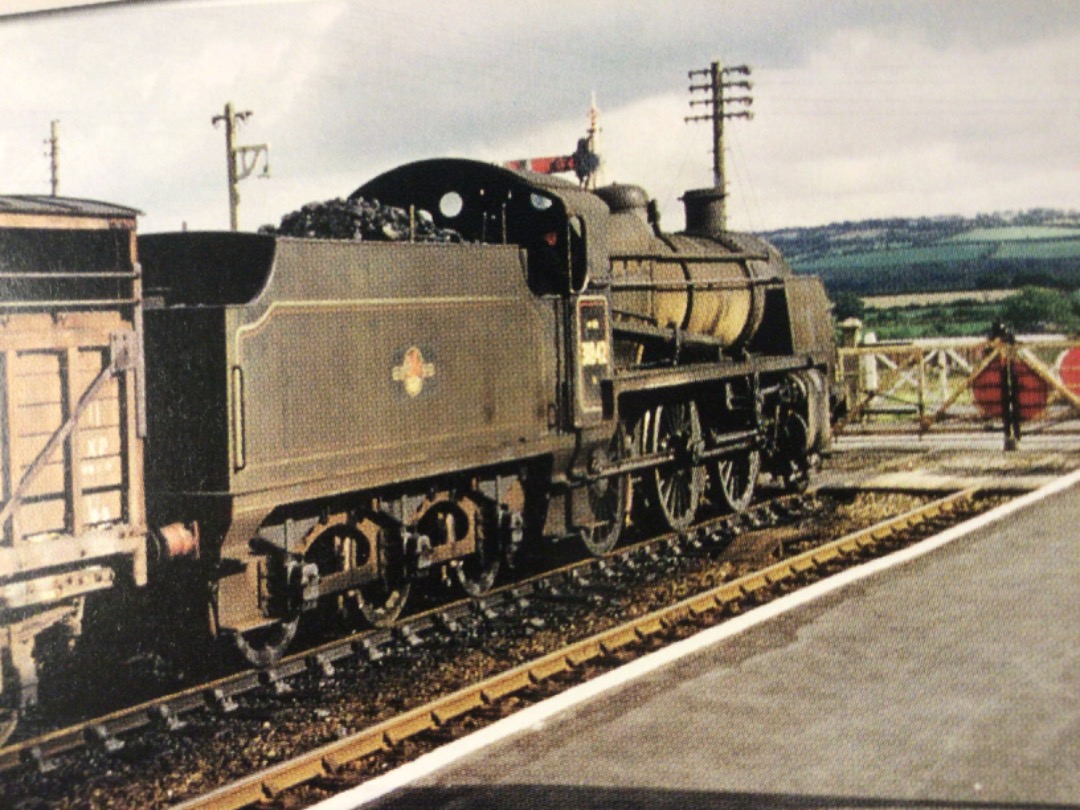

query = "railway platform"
[317,470,1080,810]
[819,431,1080,493]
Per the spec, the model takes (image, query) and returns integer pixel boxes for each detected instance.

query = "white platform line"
[308,468,1080,810]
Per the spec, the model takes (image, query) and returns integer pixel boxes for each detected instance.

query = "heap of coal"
[260,197,463,243]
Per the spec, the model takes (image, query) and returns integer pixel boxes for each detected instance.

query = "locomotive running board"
[613,353,823,395]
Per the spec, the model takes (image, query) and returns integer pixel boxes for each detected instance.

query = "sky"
[0,0,1078,234]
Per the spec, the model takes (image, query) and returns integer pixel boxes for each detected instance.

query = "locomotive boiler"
[137,158,835,665]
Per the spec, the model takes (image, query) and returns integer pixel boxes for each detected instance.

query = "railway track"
[176,487,988,810]
[0,485,1002,809]
[0,492,814,776]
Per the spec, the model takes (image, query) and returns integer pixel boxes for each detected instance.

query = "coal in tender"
[260,197,464,244]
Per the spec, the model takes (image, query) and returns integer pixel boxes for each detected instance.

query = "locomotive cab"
[356,159,617,438]
[355,159,603,297]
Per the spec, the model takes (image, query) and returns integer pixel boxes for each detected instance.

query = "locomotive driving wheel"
[580,426,631,556]
[641,400,704,531]
[712,448,760,513]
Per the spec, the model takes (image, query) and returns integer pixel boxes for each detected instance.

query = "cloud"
[722,21,1080,228]
[1,1,1077,233]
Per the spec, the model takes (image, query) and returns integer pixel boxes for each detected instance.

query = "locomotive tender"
[0,158,835,735]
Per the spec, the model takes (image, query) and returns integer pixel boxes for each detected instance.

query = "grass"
[858,299,1006,341]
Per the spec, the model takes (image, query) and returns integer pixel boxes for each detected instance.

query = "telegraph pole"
[212,102,270,231]
[685,60,753,231]
[47,120,60,196]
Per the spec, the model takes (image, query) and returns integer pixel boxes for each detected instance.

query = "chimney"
[681,187,726,234]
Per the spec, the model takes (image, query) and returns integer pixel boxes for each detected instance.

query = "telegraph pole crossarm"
[685,59,754,231]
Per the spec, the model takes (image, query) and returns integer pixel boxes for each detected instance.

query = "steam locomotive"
[0,158,834,741]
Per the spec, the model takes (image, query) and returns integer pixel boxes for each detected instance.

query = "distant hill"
[764,209,1080,296]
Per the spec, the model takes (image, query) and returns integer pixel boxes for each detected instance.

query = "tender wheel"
[231,617,299,668]
[712,448,760,513]
[579,477,628,555]
[357,523,412,627]
[641,400,704,531]
[229,549,302,667]
[579,427,631,556]
[301,520,387,635]
[357,580,411,628]
[455,503,502,597]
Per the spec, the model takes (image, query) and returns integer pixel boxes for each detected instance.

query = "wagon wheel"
[712,448,760,513]
[642,400,704,531]
[231,617,300,668]
[455,503,502,597]
[580,426,631,556]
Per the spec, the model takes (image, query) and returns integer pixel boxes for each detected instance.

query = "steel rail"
[0,493,809,774]
[173,487,980,810]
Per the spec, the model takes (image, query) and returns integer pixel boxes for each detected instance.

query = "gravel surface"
[2,491,947,809]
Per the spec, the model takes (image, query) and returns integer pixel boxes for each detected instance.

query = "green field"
[849,286,1080,341]
[991,240,1080,261]
[791,234,1080,296]
[945,226,1080,243]
[797,243,987,274]
[770,210,1080,338]
[773,210,1080,298]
